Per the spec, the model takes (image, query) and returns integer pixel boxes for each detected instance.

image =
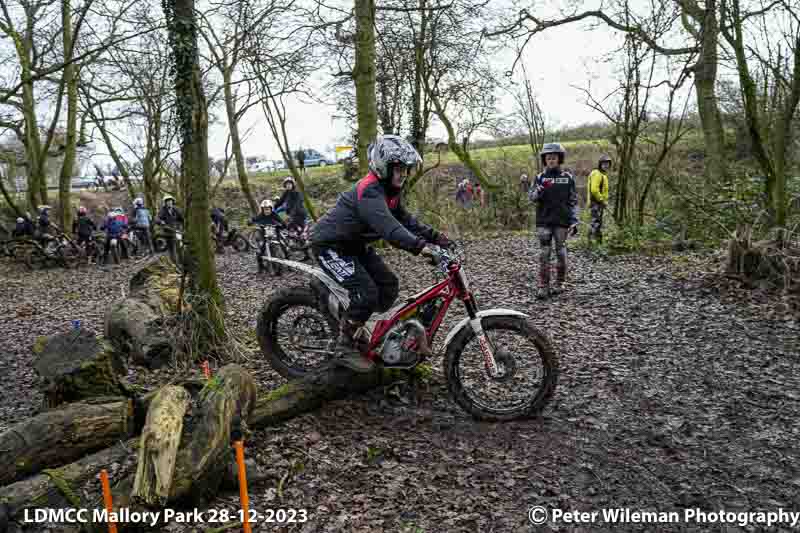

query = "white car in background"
[249,161,276,173]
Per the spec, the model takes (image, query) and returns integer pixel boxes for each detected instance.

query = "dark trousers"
[314,245,399,323]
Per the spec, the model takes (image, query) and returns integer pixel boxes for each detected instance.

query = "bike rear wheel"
[232,234,249,252]
[257,286,339,379]
[444,315,558,421]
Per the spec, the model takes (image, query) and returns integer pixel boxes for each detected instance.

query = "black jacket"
[13,219,34,237]
[72,216,97,238]
[276,190,306,217]
[529,167,578,227]
[310,172,437,255]
[158,206,183,227]
[250,212,285,228]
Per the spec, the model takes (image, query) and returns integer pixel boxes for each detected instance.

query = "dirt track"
[1,235,798,532]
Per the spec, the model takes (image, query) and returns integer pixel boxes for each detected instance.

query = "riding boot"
[536,269,550,300]
[552,264,567,294]
[334,320,375,373]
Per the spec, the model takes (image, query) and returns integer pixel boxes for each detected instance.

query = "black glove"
[435,232,452,249]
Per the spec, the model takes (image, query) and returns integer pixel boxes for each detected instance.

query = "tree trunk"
[166,0,227,355]
[691,1,727,184]
[0,438,137,519]
[354,0,378,175]
[33,330,128,408]
[410,0,427,153]
[0,397,134,485]
[58,0,78,232]
[223,69,258,214]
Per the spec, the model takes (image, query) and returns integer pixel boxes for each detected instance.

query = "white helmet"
[162,194,175,205]
[260,199,273,210]
[283,176,295,187]
[133,198,144,207]
[16,217,24,224]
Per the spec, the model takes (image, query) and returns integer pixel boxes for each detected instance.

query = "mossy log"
[0,397,134,486]
[250,362,390,427]
[127,255,182,314]
[131,386,190,504]
[33,329,128,408]
[0,438,137,520]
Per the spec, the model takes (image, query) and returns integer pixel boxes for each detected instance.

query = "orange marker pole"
[234,440,252,533]
[202,360,211,379]
[99,469,118,533]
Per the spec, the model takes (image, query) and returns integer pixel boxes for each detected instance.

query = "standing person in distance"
[156,195,183,264]
[528,143,579,299]
[131,198,154,254]
[586,155,611,244]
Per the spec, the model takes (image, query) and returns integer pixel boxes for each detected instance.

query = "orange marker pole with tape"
[99,469,118,533]
[202,360,211,379]
[234,440,252,533]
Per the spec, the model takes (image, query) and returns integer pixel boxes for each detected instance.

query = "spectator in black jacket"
[310,134,451,373]
[275,177,307,234]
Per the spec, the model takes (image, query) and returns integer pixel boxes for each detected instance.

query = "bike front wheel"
[256,285,339,379]
[444,315,558,421]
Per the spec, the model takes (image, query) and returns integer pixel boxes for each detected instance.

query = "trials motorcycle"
[256,243,558,421]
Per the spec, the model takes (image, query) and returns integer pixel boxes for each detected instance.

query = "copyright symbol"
[528,506,548,525]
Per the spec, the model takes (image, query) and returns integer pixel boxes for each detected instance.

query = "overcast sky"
[210,12,630,162]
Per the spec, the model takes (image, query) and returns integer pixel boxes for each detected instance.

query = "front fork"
[463,296,500,378]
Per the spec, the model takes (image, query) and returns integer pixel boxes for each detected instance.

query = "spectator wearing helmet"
[310,134,451,373]
[250,199,285,228]
[131,198,153,254]
[275,177,307,234]
[72,206,97,246]
[587,155,611,244]
[528,142,579,299]
[157,195,183,227]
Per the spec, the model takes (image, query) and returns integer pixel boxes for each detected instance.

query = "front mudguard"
[441,309,530,353]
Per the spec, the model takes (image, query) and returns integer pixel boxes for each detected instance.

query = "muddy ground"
[1,235,798,532]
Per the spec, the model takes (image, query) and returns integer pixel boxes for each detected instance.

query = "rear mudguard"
[262,256,350,318]
[442,309,530,353]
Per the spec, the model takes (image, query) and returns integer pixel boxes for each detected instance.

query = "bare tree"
[511,56,546,173]
[719,0,800,230]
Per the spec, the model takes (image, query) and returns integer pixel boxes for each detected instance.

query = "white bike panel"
[263,256,350,308]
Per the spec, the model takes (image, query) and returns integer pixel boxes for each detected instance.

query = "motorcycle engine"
[380,320,424,365]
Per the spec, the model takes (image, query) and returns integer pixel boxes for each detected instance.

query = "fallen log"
[0,397,134,486]
[0,439,137,520]
[104,299,173,369]
[133,364,257,503]
[250,363,404,427]
[33,329,128,408]
[131,386,190,504]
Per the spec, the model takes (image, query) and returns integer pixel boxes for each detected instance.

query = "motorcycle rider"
[250,199,285,228]
[72,206,97,247]
[156,195,184,263]
[13,215,35,238]
[36,205,54,242]
[131,198,153,254]
[528,143,579,299]
[210,206,228,249]
[100,208,129,263]
[310,134,451,373]
[587,155,611,244]
[275,177,307,235]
